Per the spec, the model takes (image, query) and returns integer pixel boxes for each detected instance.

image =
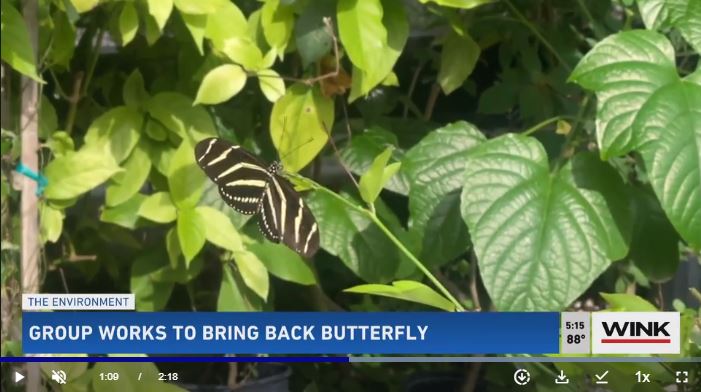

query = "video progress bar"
[349,357,701,363]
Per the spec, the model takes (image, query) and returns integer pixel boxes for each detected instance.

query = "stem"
[522,115,576,136]
[503,0,572,71]
[298,177,466,312]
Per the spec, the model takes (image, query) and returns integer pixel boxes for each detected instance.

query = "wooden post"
[21,1,42,391]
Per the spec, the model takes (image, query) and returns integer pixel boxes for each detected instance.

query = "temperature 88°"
[566,334,586,344]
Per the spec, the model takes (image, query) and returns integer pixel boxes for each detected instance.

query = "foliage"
[1,0,700,389]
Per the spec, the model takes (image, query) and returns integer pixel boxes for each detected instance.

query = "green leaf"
[636,0,701,52]
[146,92,217,141]
[44,147,122,200]
[632,79,701,249]
[232,250,269,300]
[118,2,139,46]
[131,249,175,311]
[261,0,294,56]
[220,36,265,71]
[0,1,42,82]
[359,147,398,205]
[403,121,485,266]
[101,193,147,229]
[337,0,387,72]
[70,0,99,13]
[47,131,74,157]
[146,0,173,30]
[247,242,316,285]
[306,191,400,282]
[340,127,409,195]
[40,203,63,243]
[194,64,247,105]
[50,11,76,68]
[295,2,334,67]
[196,206,244,252]
[38,96,58,139]
[347,0,408,101]
[123,69,149,109]
[600,292,658,311]
[569,30,677,159]
[84,106,142,164]
[177,207,206,265]
[345,280,456,311]
[460,135,630,310]
[218,263,256,311]
[138,192,177,223]
[173,0,227,15]
[418,0,495,9]
[181,12,207,54]
[629,187,680,283]
[438,31,480,95]
[168,140,206,208]
[270,84,334,172]
[257,69,285,102]
[204,1,247,48]
[144,118,168,141]
[106,143,151,207]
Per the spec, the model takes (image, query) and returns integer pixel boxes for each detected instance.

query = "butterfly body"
[195,138,320,258]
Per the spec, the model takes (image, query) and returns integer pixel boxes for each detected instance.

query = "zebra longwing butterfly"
[195,138,320,259]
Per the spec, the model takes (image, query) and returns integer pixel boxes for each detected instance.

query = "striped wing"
[195,138,270,215]
[258,175,320,259]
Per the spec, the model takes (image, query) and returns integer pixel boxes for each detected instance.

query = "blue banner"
[22,312,559,354]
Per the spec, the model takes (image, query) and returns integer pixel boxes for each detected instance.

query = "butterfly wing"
[195,138,270,215]
[258,174,320,259]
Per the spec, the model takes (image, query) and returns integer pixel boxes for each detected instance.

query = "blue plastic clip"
[15,162,48,196]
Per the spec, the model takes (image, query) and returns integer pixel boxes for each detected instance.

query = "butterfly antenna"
[321,115,360,192]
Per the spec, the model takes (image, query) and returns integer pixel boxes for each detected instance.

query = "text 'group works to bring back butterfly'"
[194,138,320,259]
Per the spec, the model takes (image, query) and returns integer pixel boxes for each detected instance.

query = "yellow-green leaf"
[177,207,206,266]
[195,64,247,105]
[146,0,173,30]
[138,192,177,223]
[71,0,100,13]
[261,0,294,56]
[118,2,139,46]
[44,147,122,200]
[232,250,269,300]
[257,69,285,102]
[181,12,207,54]
[40,203,64,243]
[270,84,334,172]
[0,1,42,82]
[438,31,480,95]
[359,147,397,205]
[345,280,456,311]
[196,206,244,252]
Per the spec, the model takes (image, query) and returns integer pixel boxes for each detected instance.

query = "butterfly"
[194,138,320,258]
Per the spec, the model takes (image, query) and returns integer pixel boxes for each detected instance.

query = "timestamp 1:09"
[565,334,586,344]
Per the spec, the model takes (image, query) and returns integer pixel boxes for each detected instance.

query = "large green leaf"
[84,106,143,164]
[460,135,630,311]
[403,121,485,266]
[261,0,294,56]
[181,12,207,54]
[636,0,701,53]
[177,207,206,266]
[632,79,701,249]
[295,1,334,67]
[146,0,173,30]
[218,263,260,311]
[138,192,177,223]
[247,242,316,285]
[438,30,480,95]
[101,193,147,229]
[418,0,494,9]
[168,140,206,208]
[196,206,244,252]
[106,143,151,207]
[194,64,247,105]
[629,187,680,282]
[337,0,387,72]
[232,250,269,300]
[345,280,456,311]
[340,127,409,195]
[0,1,42,81]
[146,92,217,142]
[44,147,122,200]
[270,84,334,172]
[118,2,138,46]
[204,1,247,48]
[306,191,400,282]
[569,30,677,159]
[348,0,408,101]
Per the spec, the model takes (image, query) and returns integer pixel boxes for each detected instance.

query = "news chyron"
[19,294,685,356]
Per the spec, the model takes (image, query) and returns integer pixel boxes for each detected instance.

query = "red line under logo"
[601,338,671,344]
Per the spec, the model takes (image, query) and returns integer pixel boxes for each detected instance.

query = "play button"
[14,371,25,383]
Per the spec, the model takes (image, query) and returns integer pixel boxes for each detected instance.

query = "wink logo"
[592,312,680,354]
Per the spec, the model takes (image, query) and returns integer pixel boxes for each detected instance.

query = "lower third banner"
[22,312,559,354]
